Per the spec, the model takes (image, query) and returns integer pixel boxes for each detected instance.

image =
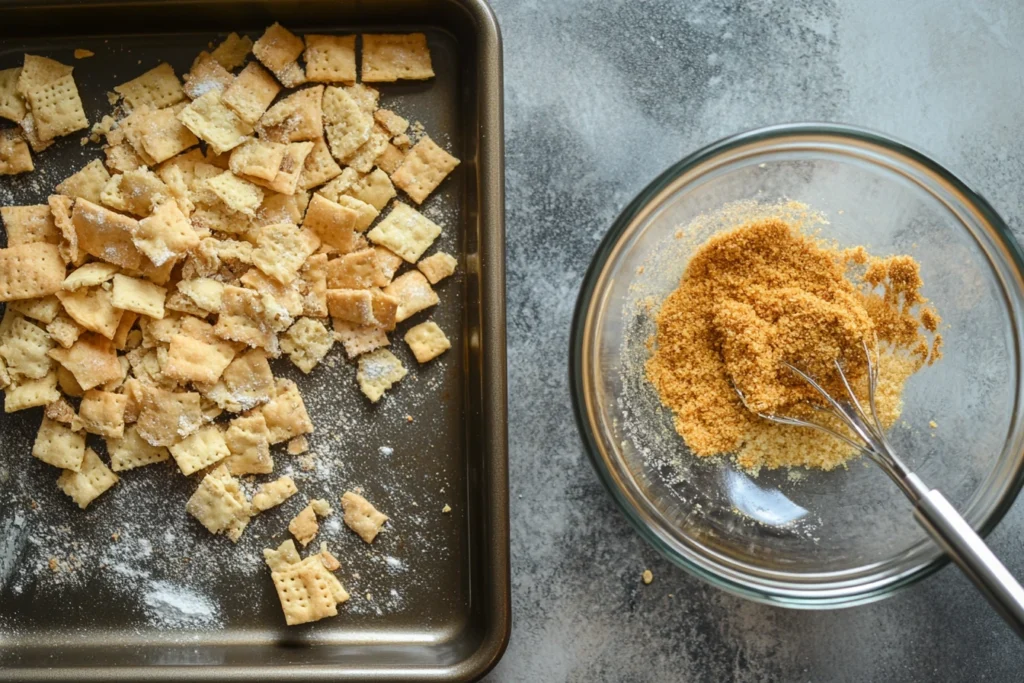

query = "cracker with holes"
[100,169,172,217]
[135,106,200,165]
[303,34,356,83]
[326,288,375,326]
[32,416,86,471]
[391,136,460,204]
[367,202,441,263]
[374,108,409,137]
[322,86,373,162]
[384,270,440,323]
[252,475,298,512]
[11,296,61,325]
[302,194,360,252]
[107,424,170,472]
[341,490,388,543]
[222,62,280,125]
[326,248,388,289]
[170,424,231,476]
[211,32,253,70]
[61,262,118,291]
[134,200,200,266]
[48,333,121,391]
[57,448,118,509]
[221,349,275,411]
[47,312,83,350]
[115,63,185,110]
[57,159,111,204]
[252,222,321,285]
[178,91,254,155]
[20,57,88,141]
[183,52,234,100]
[417,251,457,284]
[229,138,287,182]
[177,277,226,313]
[2,205,59,246]
[56,288,124,339]
[79,389,127,439]
[136,386,203,447]
[223,412,273,475]
[361,33,434,82]
[0,242,65,302]
[299,137,342,190]
[185,464,250,541]
[262,141,313,195]
[333,319,389,359]
[0,129,32,175]
[0,316,55,380]
[206,170,264,216]
[5,372,60,412]
[356,349,407,403]
[163,333,235,385]
[404,321,451,364]
[0,67,26,122]
[258,86,324,143]
[268,550,348,626]
[347,168,397,211]
[111,274,167,320]
[344,126,390,174]
[281,317,333,374]
[259,378,314,444]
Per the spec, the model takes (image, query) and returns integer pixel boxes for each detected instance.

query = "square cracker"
[48,333,122,391]
[32,416,86,471]
[257,86,324,144]
[1,205,60,246]
[417,251,457,284]
[304,34,356,83]
[183,52,234,100]
[223,412,272,475]
[326,288,375,326]
[299,137,342,190]
[57,447,118,509]
[259,378,314,444]
[135,106,200,165]
[253,22,305,75]
[17,55,71,96]
[252,223,321,285]
[271,554,348,625]
[326,248,388,289]
[0,242,65,302]
[99,169,172,217]
[163,333,235,385]
[252,475,298,512]
[136,385,203,447]
[71,199,143,270]
[289,504,319,546]
[169,424,230,476]
[384,270,440,323]
[321,86,372,162]
[0,130,32,175]
[336,195,379,232]
[211,32,253,70]
[229,138,287,182]
[260,141,314,195]
[24,73,88,141]
[185,464,250,540]
[213,288,280,354]
[302,194,359,252]
[134,200,200,266]
[206,170,264,216]
[366,202,441,263]
[374,108,409,137]
[10,295,62,325]
[222,62,280,126]
[0,67,27,122]
[61,262,119,291]
[341,490,389,543]
[221,349,275,411]
[344,168,396,212]
[404,320,451,363]
[263,538,302,572]
[111,274,167,320]
[5,372,60,412]
[114,63,185,110]
[342,126,389,174]
[391,136,460,204]
[356,349,407,403]
[56,287,124,339]
[177,277,225,313]
[374,143,405,175]
[280,317,333,374]
[79,389,127,439]
[56,159,111,204]
[178,91,254,155]
[107,424,170,471]
[332,319,388,359]
[361,33,434,82]
[0,316,54,380]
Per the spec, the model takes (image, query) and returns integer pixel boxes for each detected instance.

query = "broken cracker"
[356,348,407,403]
[32,416,86,471]
[57,447,118,509]
[366,201,441,263]
[341,490,388,543]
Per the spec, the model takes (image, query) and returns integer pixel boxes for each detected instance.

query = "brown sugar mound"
[645,218,942,472]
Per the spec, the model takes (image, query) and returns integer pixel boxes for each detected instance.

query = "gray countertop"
[487,0,1024,680]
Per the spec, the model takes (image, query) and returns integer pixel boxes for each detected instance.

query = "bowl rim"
[568,121,1024,607]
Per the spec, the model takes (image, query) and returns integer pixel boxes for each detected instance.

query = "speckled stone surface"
[488,0,1024,680]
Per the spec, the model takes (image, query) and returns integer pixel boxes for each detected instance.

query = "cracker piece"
[302,193,359,252]
[259,378,314,444]
[289,504,319,546]
[287,435,309,455]
[0,316,54,379]
[136,385,202,446]
[16,115,51,157]
[32,417,86,471]
[185,464,250,539]
[257,141,314,195]
[341,490,388,542]
[71,199,143,270]
[252,475,298,512]
[366,202,440,263]
[0,130,32,175]
[319,543,341,571]
[343,126,389,174]
[404,321,450,363]
[100,169,173,217]
[49,195,87,267]
[280,317,333,374]
[361,33,434,82]
[321,86,372,162]
[214,287,280,353]
[138,312,181,347]
[163,333,235,384]
[206,170,264,216]
[374,143,405,175]
[257,86,324,143]
[222,62,280,125]
[253,23,305,76]
[102,353,130,392]
[270,554,347,625]
[298,136,342,190]
[10,296,60,325]
[221,349,274,411]
[356,349,406,403]
[79,389,127,438]
[5,372,60,412]
[107,424,170,471]
[56,364,84,397]
[326,288,375,326]
[2,205,60,246]
[391,136,460,204]
[303,34,356,83]
[384,270,440,323]
[44,396,76,424]
[111,274,167,319]
[229,138,287,182]
[170,424,230,475]
[332,319,389,358]
[103,143,143,174]
[134,200,199,266]
[240,268,304,318]
[46,312,83,349]
[114,63,184,110]
[417,251,457,284]
[348,168,398,211]
[253,192,302,228]
[315,166,359,202]
[178,91,254,155]
[326,248,388,289]
[300,253,328,317]
[177,278,225,313]
[223,412,272,475]
[211,32,253,70]
[24,72,88,141]
[333,195,378,232]
[48,332,121,390]
[263,538,301,572]
[252,222,321,285]
[183,52,234,100]
[62,262,119,291]
[0,67,27,122]
[57,448,118,509]
[347,84,379,114]
[56,159,111,204]
[373,246,404,284]
[0,242,63,302]
[56,288,124,339]
[135,106,200,165]
[374,108,409,137]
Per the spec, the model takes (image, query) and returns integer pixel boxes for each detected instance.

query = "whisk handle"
[914,489,1024,638]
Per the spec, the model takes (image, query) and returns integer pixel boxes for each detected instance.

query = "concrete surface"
[488,0,1024,680]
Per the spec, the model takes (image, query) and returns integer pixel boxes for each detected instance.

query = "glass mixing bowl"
[570,123,1024,607]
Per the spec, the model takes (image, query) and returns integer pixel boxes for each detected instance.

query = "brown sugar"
[645,218,941,472]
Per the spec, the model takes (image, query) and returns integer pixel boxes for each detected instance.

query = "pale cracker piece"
[138,312,181,347]
[252,223,321,285]
[263,538,301,572]
[361,33,434,82]
[356,349,407,403]
[315,166,359,202]
[169,424,230,476]
[183,51,234,100]
[134,200,200,266]
[57,448,118,509]
[325,248,388,289]
[177,278,225,313]
[289,504,319,546]
[257,141,313,196]
[44,396,76,424]
[302,193,359,252]
[257,86,324,143]
[332,319,389,358]
[0,316,54,380]
[298,137,342,190]
[24,72,89,141]
[0,67,27,122]
[311,498,332,517]
[384,270,440,323]
[114,63,185,110]
[56,364,84,398]
[70,199,143,270]
[253,22,305,75]
[163,333,235,385]
[319,543,341,571]
[341,490,389,543]
[206,170,264,216]
[11,296,61,324]
[374,108,409,137]
[280,317,333,374]
[74,49,94,59]
[48,333,121,391]
[56,288,124,339]
[259,378,314,444]
[185,464,249,538]
[287,435,309,455]
[229,138,287,182]
[221,349,274,411]
[345,168,396,212]
[374,143,405,175]
[270,554,347,625]
[178,91,254,155]
[299,253,328,318]
[343,126,389,174]
[111,274,167,320]
[303,34,356,83]
[391,136,460,204]
[0,130,32,175]
[32,417,86,471]
[79,389,127,438]
[104,143,143,174]
[366,202,441,263]
[223,412,272,475]
[61,262,119,291]
[253,192,303,228]
[18,113,53,154]
[373,246,404,284]
[136,385,202,446]
[221,62,281,126]
[346,84,379,114]
[49,194,87,267]
[321,86,372,162]
[275,60,307,88]
[213,288,280,354]
[0,243,65,302]
[99,169,172,217]
[56,159,111,204]
[211,32,253,70]
[46,312,83,349]
[252,475,298,512]
[326,288,375,326]
[5,372,60,412]
[107,424,170,471]
[240,268,304,318]
[136,106,200,165]
[417,251,457,284]
[404,321,451,363]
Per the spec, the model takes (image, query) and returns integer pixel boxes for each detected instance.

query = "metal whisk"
[733,342,1024,638]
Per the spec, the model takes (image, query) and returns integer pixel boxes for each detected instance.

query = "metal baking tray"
[0,0,508,680]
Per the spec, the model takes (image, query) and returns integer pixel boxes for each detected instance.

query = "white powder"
[379,446,394,456]
[143,580,219,628]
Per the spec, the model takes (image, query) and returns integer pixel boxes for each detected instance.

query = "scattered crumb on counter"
[642,569,653,585]
[442,504,451,513]
[74,49,95,59]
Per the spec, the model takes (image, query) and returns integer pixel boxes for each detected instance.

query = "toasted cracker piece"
[260,141,314,195]
[11,295,60,326]
[343,126,389,174]
[114,63,184,110]
[289,504,319,546]
[134,200,200,266]
[133,106,200,165]
[49,195,88,267]
[32,416,86,471]
[374,109,409,137]
[46,312,83,350]
[391,136,460,204]
[321,86,372,162]
[347,167,396,212]
[183,51,234,100]
[100,168,173,217]
[374,143,405,175]
[366,202,441,263]
[44,396,75,424]
[229,138,287,182]
[185,464,250,540]
[254,23,305,76]
[22,65,88,141]
[206,170,264,216]
[299,253,328,318]
[48,332,121,391]
[170,424,231,476]
[56,288,124,339]
[298,136,342,190]
[220,349,275,411]
[71,199,143,270]
[384,270,440,323]
[341,490,389,543]
[333,195,378,233]
[252,223,321,285]
[56,159,111,205]
[136,385,203,447]
[162,333,235,385]
[111,274,167,319]
[263,538,301,572]
[222,62,280,125]
[373,246,404,284]
[302,194,359,252]
[332,319,388,358]
[57,448,118,509]
[176,278,225,314]
[5,372,60,412]
[105,142,144,174]
[361,33,433,82]
[107,424,170,471]
[211,32,253,70]
[0,67,27,122]
[0,129,32,175]
[318,543,341,571]
[223,412,273,475]
[0,242,65,302]
[404,321,451,363]
[356,349,407,403]
[2,204,60,246]
[260,378,314,444]
[287,435,309,455]
[417,251,457,284]
[258,86,324,143]
[178,91,254,155]
[0,316,54,380]
[326,248,387,289]
[79,389,127,439]
[281,317,333,374]
[241,268,304,318]
[252,476,298,512]
[61,262,118,291]
[326,289,375,326]
[304,34,356,83]
[270,552,348,625]
[214,287,280,353]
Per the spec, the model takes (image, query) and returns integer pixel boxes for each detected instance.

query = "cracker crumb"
[642,569,653,585]
[74,49,95,59]
[111,531,121,542]
[48,557,60,572]
[442,504,451,513]
[929,420,938,429]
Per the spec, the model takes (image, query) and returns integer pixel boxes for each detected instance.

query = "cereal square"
[223,412,273,475]
[1,204,60,246]
[321,86,373,162]
[111,274,167,320]
[57,448,118,509]
[302,193,360,252]
[367,202,441,263]
[169,424,230,476]
[391,136,460,204]
[48,333,122,391]
[79,389,127,439]
[222,62,281,125]
[107,424,171,471]
[178,91,254,155]
[0,242,65,302]
[280,317,333,374]
[252,475,298,512]
[383,271,440,323]
[417,251,457,284]
[356,349,407,403]
[332,319,389,359]
[404,321,451,363]
[341,490,388,543]
[115,63,185,110]
[32,416,86,471]
[304,35,356,83]
[0,130,32,175]
[211,32,253,70]
[361,33,434,82]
